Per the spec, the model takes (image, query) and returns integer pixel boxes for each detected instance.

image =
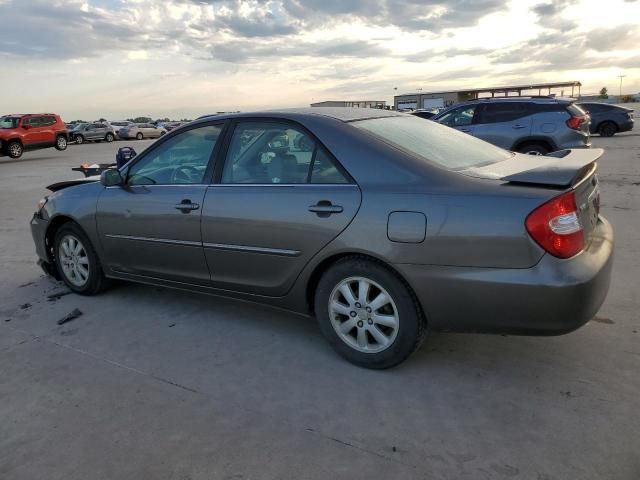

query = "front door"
[436,104,478,136]
[202,120,361,296]
[96,122,224,284]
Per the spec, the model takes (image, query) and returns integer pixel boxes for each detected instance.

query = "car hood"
[461,148,604,188]
[47,176,100,192]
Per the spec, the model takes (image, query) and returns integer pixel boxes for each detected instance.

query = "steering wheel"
[171,165,201,183]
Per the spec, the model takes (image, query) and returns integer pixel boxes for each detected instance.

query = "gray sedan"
[30,108,613,368]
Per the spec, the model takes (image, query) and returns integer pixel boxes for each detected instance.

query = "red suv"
[0,114,69,159]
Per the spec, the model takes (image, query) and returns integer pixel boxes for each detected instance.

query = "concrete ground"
[1,129,639,480]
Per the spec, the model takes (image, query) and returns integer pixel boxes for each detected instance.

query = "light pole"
[618,75,626,97]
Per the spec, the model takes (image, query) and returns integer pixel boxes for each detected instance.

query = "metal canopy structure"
[398,81,582,99]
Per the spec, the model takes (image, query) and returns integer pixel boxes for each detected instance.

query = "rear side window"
[26,117,42,127]
[40,116,56,126]
[221,121,349,184]
[477,102,530,123]
[353,116,513,170]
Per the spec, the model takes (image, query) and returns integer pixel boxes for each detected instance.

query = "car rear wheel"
[7,140,23,159]
[517,143,549,155]
[54,223,109,295]
[136,132,143,140]
[314,257,425,369]
[105,133,115,142]
[55,135,68,151]
[75,135,85,145]
[598,121,617,137]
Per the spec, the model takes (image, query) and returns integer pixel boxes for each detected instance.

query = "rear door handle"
[309,201,343,216]
[175,199,200,213]
[512,124,527,129]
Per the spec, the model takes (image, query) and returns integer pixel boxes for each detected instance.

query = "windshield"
[352,115,513,170]
[0,116,20,129]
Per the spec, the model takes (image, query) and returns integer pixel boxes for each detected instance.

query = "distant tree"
[599,87,608,99]
[132,116,152,123]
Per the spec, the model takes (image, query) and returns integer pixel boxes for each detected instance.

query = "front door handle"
[512,124,527,129]
[309,201,343,217]
[175,199,200,213]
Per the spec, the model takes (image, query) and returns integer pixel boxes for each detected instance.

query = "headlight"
[36,197,48,210]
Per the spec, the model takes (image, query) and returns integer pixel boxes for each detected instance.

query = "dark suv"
[432,97,590,154]
[0,114,69,159]
[577,102,634,137]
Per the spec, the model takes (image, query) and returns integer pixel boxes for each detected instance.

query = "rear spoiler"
[502,149,602,188]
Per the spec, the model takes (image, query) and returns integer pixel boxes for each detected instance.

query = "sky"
[0,0,639,120]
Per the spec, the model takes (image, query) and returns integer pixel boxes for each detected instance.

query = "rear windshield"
[352,116,513,170]
[567,104,587,116]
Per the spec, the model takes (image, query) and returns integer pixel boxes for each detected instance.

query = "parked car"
[118,123,167,140]
[0,113,68,159]
[432,97,591,154]
[577,102,634,137]
[71,122,116,144]
[109,121,134,139]
[31,109,612,368]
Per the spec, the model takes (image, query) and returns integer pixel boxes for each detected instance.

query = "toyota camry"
[30,108,613,368]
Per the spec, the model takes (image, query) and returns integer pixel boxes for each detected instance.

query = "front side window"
[221,121,349,184]
[437,105,477,127]
[127,124,222,185]
[0,116,20,129]
[353,115,513,170]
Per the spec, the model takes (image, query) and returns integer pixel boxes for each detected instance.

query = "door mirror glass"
[100,169,124,187]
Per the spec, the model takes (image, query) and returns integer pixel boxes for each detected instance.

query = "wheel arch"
[305,251,426,322]
[511,136,556,152]
[45,215,82,263]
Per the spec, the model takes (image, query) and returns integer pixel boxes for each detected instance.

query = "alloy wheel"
[57,137,67,149]
[58,234,90,287]
[8,143,23,158]
[328,276,399,353]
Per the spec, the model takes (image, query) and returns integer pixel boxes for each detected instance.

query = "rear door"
[96,122,225,284]
[22,116,47,145]
[201,119,361,296]
[473,102,532,149]
[39,115,57,145]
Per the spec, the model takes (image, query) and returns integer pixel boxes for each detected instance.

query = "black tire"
[75,135,85,145]
[136,132,143,140]
[53,223,109,295]
[314,257,425,369]
[517,143,549,155]
[105,133,115,142]
[598,121,617,137]
[160,131,166,136]
[55,135,68,151]
[7,140,23,159]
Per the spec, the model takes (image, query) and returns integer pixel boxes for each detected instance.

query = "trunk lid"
[462,148,602,241]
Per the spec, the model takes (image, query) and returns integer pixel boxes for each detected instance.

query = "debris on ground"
[4,318,11,322]
[592,316,615,324]
[19,303,31,310]
[47,290,73,302]
[168,323,176,328]
[18,281,35,288]
[57,308,83,326]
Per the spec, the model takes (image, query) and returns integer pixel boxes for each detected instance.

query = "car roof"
[197,107,404,123]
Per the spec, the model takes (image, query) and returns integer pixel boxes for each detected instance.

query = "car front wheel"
[54,223,108,295]
[75,135,84,145]
[105,133,115,142]
[136,132,143,140]
[7,140,23,159]
[314,257,425,369]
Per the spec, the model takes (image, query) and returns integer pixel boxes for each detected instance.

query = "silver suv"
[432,97,591,154]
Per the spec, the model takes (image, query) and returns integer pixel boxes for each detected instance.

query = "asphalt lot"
[1,129,639,480]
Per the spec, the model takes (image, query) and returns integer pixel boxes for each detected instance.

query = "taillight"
[566,115,587,130]
[526,191,584,258]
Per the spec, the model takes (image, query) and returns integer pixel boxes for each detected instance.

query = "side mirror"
[100,169,124,187]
